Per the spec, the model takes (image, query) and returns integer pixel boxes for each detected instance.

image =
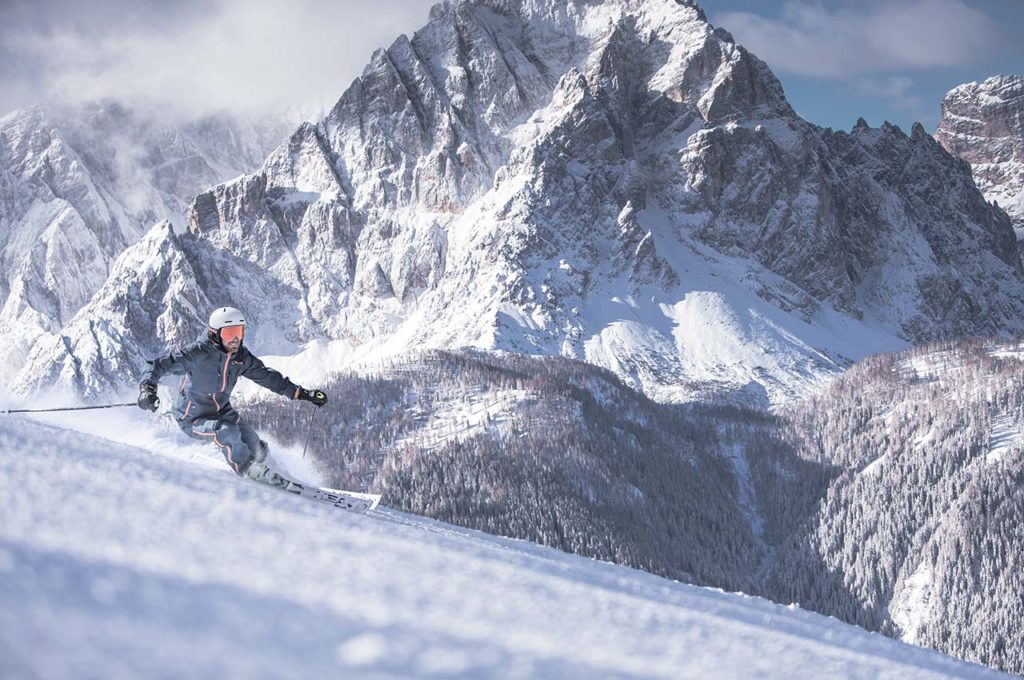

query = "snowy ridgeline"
[0,102,293,387]
[0,412,1010,680]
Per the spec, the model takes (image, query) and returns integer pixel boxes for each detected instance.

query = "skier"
[137,306,328,481]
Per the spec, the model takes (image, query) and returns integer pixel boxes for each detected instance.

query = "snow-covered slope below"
[0,412,1008,679]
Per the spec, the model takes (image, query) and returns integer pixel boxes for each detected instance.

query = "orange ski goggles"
[219,325,245,342]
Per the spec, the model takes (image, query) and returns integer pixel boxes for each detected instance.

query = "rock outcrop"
[935,75,1024,245]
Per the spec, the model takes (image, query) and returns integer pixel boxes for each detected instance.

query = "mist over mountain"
[0,101,292,385]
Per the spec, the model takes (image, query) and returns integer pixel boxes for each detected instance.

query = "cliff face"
[935,75,1024,244]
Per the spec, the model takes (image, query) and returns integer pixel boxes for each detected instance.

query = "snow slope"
[0,412,1009,679]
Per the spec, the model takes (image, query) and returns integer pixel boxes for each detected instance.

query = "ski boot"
[243,461,301,492]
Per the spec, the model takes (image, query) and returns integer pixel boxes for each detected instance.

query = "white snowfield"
[0,413,1009,680]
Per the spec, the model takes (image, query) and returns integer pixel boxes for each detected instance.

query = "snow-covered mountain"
[12,0,1024,404]
[935,75,1024,243]
[0,101,292,385]
[0,409,1011,679]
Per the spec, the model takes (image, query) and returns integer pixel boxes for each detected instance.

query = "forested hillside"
[770,338,1024,673]
[245,350,811,592]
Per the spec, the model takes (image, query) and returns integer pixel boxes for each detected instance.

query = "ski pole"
[301,406,320,459]
[1,402,137,415]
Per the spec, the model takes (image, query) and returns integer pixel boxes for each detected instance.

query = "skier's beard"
[210,329,243,353]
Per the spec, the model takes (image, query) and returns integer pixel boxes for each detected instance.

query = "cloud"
[850,76,923,110]
[0,0,435,118]
[713,0,1001,79]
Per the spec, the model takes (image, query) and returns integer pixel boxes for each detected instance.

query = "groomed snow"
[0,412,1010,679]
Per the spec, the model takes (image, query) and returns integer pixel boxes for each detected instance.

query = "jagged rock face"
[0,102,291,384]
[935,75,1024,241]
[14,0,1024,403]
[0,107,140,385]
[18,221,306,396]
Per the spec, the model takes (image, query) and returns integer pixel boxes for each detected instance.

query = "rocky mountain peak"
[935,74,1024,237]
[936,75,1023,163]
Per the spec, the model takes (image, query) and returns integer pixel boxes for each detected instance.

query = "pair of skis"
[289,482,381,514]
[245,462,380,514]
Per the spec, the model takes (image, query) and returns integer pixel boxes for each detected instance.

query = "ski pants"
[179,408,266,476]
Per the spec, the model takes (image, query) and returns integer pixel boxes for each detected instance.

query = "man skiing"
[137,306,327,481]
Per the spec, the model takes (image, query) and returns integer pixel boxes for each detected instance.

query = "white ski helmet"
[208,306,246,330]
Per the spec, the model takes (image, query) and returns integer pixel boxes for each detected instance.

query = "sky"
[0,0,1021,131]
[0,0,436,120]
[707,0,1024,131]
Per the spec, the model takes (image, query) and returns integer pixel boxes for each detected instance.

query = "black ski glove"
[138,382,159,412]
[297,387,327,407]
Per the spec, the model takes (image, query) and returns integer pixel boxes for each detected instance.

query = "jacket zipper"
[212,351,233,413]
[220,352,233,393]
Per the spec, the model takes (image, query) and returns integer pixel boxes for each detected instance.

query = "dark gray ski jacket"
[141,333,301,425]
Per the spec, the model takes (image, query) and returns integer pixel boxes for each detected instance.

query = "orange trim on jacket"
[194,428,240,475]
